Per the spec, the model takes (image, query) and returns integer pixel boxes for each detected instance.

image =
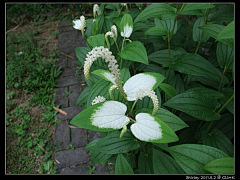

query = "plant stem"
[129,99,138,116]
[195,32,204,54]
[120,37,126,70]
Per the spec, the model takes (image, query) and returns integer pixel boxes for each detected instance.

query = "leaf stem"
[129,99,138,116]
[195,32,204,54]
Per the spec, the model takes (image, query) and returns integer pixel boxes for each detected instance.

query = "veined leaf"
[216,21,234,41]
[185,87,224,99]
[70,101,130,132]
[204,157,234,174]
[118,41,148,65]
[209,4,234,23]
[152,148,185,174]
[192,17,210,42]
[169,53,220,77]
[115,154,134,174]
[90,150,112,164]
[164,91,221,121]
[75,46,91,65]
[216,42,234,69]
[138,151,153,174]
[219,88,234,114]
[202,129,234,157]
[182,3,215,12]
[167,144,228,174]
[130,113,179,143]
[145,26,168,36]
[92,69,116,84]
[134,3,177,23]
[159,83,178,98]
[199,23,234,48]
[154,16,177,35]
[123,72,165,101]
[95,130,140,154]
[76,86,92,106]
[87,33,105,48]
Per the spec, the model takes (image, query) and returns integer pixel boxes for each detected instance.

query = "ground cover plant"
[70,3,234,174]
[6,3,90,174]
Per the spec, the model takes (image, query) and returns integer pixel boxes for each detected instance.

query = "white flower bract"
[93,4,101,17]
[72,15,86,31]
[121,24,133,38]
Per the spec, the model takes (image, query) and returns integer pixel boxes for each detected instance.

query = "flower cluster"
[93,4,101,18]
[92,96,106,105]
[136,88,159,115]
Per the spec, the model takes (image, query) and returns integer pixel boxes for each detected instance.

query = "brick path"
[54,21,110,174]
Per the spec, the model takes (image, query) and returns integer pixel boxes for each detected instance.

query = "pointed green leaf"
[75,46,91,65]
[92,69,116,84]
[216,42,234,69]
[167,144,228,174]
[204,157,234,174]
[130,113,179,143]
[115,154,134,174]
[134,3,177,23]
[70,101,130,132]
[199,23,234,48]
[216,21,234,41]
[120,14,133,38]
[209,4,234,23]
[202,129,234,157]
[145,26,168,36]
[192,17,210,42]
[76,86,91,106]
[94,130,140,154]
[123,72,165,101]
[159,83,178,99]
[185,87,224,99]
[164,91,221,121]
[118,41,148,65]
[182,3,215,12]
[169,53,220,77]
[87,33,105,48]
[138,151,153,174]
[152,148,185,174]
[154,16,177,34]
[219,88,234,114]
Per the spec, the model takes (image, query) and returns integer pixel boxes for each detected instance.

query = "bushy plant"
[69,3,234,174]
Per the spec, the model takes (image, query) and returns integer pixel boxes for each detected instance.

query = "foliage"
[70,3,234,174]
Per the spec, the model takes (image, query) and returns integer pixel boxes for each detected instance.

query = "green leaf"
[164,91,221,121]
[118,41,148,65]
[219,88,234,114]
[90,149,112,164]
[75,46,91,65]
[204,157,234,174]
[202,129,234,157]
[159,83,178,98]
[134,3,177,23]
[138,151,153,174]
[95,130,140,154]
[169,53,220,77]
[145,26,168,36]
[120,14,133,38]
[182,3,215,12]
[167,144,228,174]
[154,16,177,35]
[70,101,130,132]
[199,23,234,48]
[216,42,234,69]
[152,148,185,174]
[216,21,234,41]
[192,17,210,42]
[92,69,116,84]
[130,113,179,143]
[87,34,105,48]
[209,4,234,23]
[185,87,224,99]
[115,154,134,174]
[76,86,91,106]
[123,72,165,101]
[86,79,111,107]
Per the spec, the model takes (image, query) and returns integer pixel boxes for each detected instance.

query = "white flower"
[111,25,117,40]
[121,24,133,38]
[92,96,106,105]
[121,3,126,6]
[72,15,86,31]
[93,4,101,17]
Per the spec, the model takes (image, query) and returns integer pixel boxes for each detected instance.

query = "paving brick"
[55,120,70,151]
[68,58,78,67]
[55,147,90,169]
[56,54,68,68]
[60,66,78,77]
[69,85,81,107]
[59,25,75,33]
[71,128,87,147]
[57,106,82,121]
[57,164,90,174]
[59,21,72,27]
[93,163,110,174]
[88,130,103,143]
[56,76,80,87]
[55,87,69,108]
